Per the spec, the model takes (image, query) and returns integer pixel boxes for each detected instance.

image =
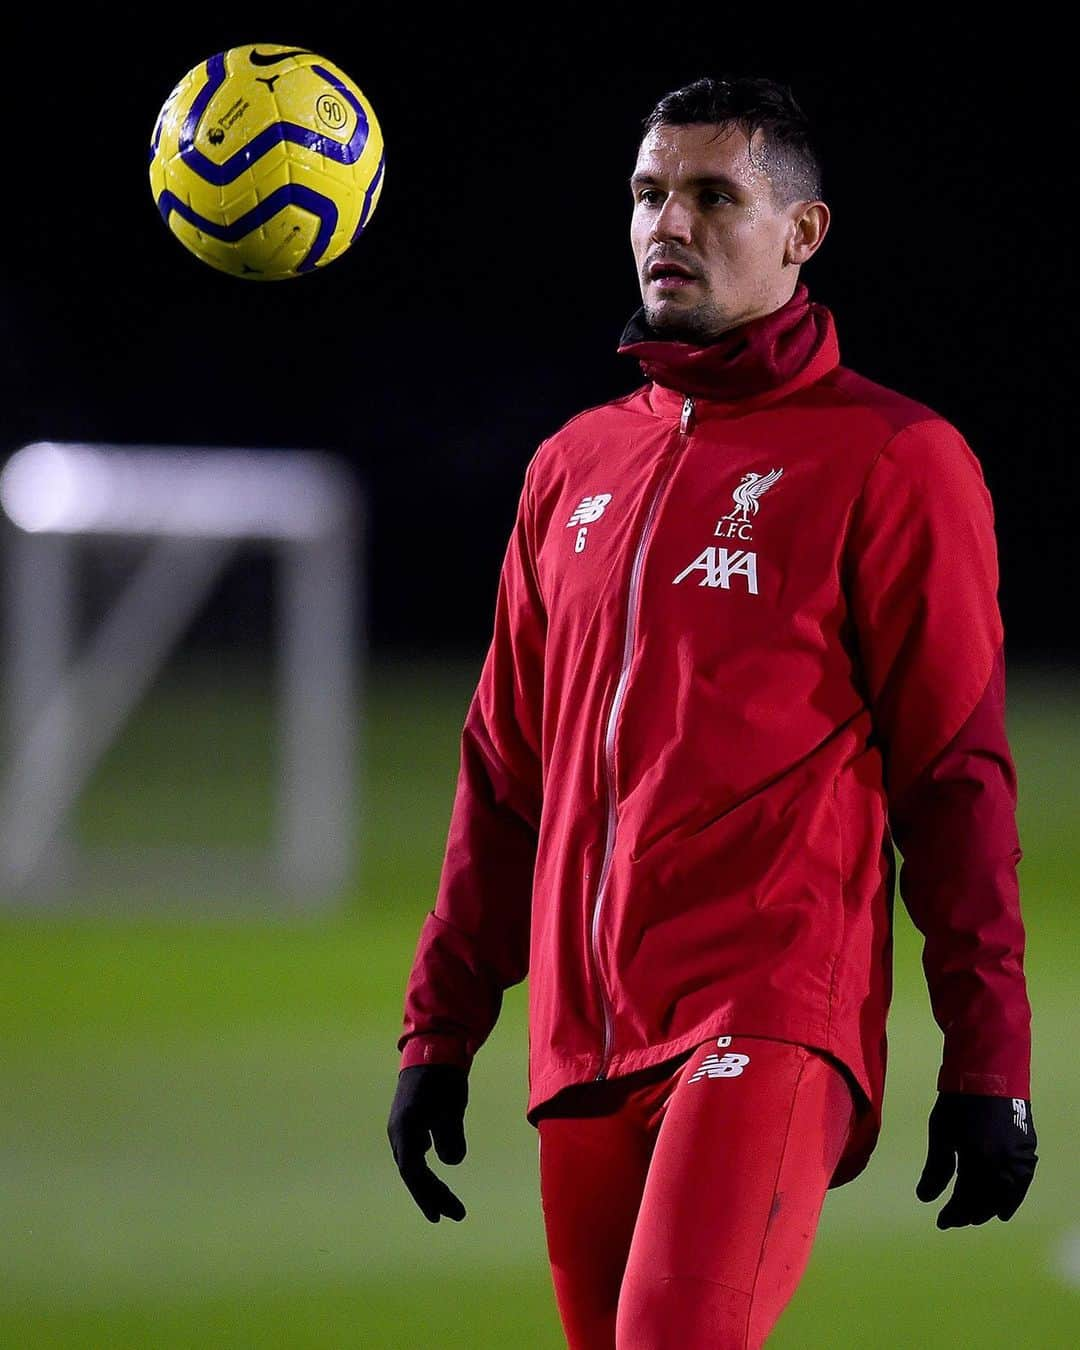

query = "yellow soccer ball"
[148,43,385,279]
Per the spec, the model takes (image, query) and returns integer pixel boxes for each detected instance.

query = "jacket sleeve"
[844,419,1032,1098]
[396,454,546,1072]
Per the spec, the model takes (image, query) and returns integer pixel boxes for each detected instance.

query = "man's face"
[630,122,815,340]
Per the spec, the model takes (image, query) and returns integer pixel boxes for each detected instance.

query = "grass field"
[1,656,1076,1347]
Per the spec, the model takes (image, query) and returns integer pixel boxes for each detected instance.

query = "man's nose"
[650,195,694,243]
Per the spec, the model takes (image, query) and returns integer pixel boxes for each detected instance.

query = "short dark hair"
[642,76,823,204]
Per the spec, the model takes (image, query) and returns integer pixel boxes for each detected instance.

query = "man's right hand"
[387,1063,469,1222]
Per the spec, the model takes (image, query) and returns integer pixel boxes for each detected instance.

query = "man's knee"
[616,1270,758,1350]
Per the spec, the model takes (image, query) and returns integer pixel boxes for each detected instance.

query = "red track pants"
[534,1035,855,1349]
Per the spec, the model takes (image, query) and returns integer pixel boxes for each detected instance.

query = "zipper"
[589,395,695,1079]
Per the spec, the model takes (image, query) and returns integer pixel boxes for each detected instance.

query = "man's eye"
[702,190,731,206]
[637,189,663,205]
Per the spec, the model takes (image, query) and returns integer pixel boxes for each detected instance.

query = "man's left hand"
[916,1092,1038,1229]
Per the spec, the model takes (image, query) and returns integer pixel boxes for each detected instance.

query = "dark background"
[4,12,1073,664]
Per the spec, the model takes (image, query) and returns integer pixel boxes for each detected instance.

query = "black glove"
[916,1091,1037,1229]
[387,1064,469,1223]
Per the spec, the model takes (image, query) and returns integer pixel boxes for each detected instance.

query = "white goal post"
[0,441,363,909]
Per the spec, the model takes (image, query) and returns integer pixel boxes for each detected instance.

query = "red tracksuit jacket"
[397,285,1032,1186]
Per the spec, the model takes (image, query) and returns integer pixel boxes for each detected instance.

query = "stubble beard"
[643,294,727,344]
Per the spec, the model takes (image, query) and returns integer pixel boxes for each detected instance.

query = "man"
[387,76,1038,1348]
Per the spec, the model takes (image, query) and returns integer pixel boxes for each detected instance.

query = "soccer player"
[387,76,1038,1348]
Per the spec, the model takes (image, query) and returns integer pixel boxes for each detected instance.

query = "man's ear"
[785,201,830,266]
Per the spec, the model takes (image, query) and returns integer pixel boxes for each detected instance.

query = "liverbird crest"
[721,467,784,524]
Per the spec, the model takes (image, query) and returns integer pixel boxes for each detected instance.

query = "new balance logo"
[567,493,612,527]
[1013,1098,1028,1131]
[672,547,758,594]
[689,1037,751,1082]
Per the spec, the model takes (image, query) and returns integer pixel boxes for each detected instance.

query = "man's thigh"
[616,1035,854,1350]
[536,1056,691,1350]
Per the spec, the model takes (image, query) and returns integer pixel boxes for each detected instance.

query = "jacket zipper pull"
[680,396,695,434]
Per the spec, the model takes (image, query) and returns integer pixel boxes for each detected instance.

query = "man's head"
[630,76,830,341]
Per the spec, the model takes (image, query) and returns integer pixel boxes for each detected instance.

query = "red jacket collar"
[617,283,840,415]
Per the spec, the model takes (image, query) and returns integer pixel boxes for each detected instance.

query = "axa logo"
[567,493,612,526]
[673,547,758,594]
[689,1036,751,1082]
[714,466,783,541]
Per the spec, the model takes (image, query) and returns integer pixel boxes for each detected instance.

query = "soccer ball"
[148,43,385,279]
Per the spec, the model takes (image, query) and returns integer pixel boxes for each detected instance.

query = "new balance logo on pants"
[689,1036,751,1082]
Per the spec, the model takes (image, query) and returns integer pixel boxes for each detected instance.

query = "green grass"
[0,659,1076,1347]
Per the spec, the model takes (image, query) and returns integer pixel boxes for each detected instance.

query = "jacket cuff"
[399,1033,472,1072]
[936,1065,1030,1097]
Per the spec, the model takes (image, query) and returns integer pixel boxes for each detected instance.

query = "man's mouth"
[646,260,700,289]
